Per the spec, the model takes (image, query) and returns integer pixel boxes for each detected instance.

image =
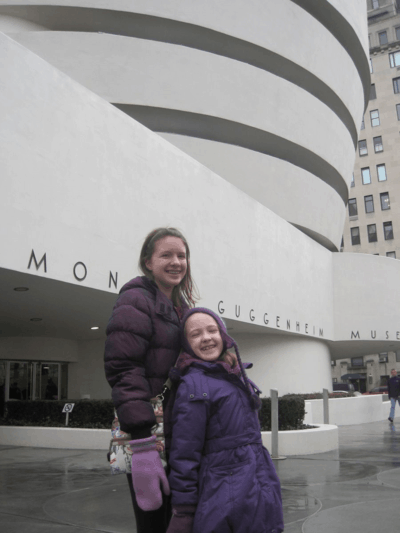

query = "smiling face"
[185,313,224,362]
[145,236,187,299]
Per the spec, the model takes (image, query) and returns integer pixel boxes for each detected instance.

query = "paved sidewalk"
[0,420,399,532]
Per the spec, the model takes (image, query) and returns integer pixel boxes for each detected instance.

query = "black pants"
[127,472,172,533]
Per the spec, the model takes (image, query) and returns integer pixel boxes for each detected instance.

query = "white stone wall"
[0,0,369,251]
[1,2,394,400]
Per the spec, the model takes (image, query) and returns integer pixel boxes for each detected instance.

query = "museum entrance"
[0,361,68,415]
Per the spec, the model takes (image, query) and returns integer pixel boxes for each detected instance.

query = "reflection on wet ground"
[0,420,399,532]
[281,420,400,533]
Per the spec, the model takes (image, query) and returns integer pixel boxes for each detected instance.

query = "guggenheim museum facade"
[1,0,399,404]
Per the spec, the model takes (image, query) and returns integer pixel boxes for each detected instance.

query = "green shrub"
[259,395,305,431]
[1,400,115,429]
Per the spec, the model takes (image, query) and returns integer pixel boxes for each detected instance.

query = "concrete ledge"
[261,424,338,456]
[0,426,111,449]
[304,395,400,426]
[0,424,339,455]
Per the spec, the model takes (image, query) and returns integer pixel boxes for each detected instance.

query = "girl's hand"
[129,436,170,511]
[167,508,196,533]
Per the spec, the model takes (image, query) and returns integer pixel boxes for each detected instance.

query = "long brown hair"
[138,227,199,307]
[221,350,238,368]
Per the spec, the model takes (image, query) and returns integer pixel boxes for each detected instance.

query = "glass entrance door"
[36,363,59,400]
[9,361,33,400]
[4,361,66,401]
[0,361,5,416]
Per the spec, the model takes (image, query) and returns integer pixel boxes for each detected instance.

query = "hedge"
[1,395,306,431]
[0,400,115,429]
[259,395,305,431]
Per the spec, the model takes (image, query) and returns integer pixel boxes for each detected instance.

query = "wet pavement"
[1,420,400,532]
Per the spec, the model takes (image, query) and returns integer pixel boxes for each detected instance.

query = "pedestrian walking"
[388,368,400,422]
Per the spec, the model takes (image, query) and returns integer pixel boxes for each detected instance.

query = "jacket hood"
[179,308,261,410]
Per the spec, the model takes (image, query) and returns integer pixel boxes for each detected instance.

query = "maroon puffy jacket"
[104,276,187,439]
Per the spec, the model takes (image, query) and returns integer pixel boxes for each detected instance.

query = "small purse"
[108,386,171,475]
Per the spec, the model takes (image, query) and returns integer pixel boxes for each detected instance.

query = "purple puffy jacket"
[104,276,187,439]
[169,359,284,533]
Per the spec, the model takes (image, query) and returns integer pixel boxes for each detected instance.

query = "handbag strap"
[155,350,181,401]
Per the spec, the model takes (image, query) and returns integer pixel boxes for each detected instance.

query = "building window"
[383,221,394,240]
[386,251,396,258]
[373,136,383,152]
[351,357,364,367]
[367,224,377,242]
[351,173,355,187]
[377,164,387,182]
[1,361,68,402]
[372,0,379,8]
[351,227,360,245]
[396,351,400,363]
[393,77,400,94]
[370,84,377,100]
[361,117,365,130]
[358,140,368,156]
[390,51,400,68]
[370,58,373,73]
[370,109,380,127]
[396,27,400,41]
[364,195,374,213]
[379,31,388,46]
[397,104,400,121]
[348,198,358,217]
[362,167,371,184]
[380,192,390,210]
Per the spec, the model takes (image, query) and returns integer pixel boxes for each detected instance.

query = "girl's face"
[185,313,223,362]
[145,236,187,297]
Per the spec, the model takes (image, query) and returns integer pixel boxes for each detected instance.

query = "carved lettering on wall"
[27,249,119,288]
[109,271,118,289]
[216,301,324,337]
[27,250,47,273]
[73,262,87,282]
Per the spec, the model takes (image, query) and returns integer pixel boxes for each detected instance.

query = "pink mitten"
[129,435,170,511]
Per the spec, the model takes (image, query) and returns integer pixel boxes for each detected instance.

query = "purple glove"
[129,435,170,511]
[167,506,196,533]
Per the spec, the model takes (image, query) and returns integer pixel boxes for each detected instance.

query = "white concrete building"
[1,0,398,407]
[337,0,400,392]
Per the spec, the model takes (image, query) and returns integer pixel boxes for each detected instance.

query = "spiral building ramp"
[0,1,399,397]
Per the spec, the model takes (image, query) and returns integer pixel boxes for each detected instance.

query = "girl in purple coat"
[167,308,284,533]
[104,227,198,533]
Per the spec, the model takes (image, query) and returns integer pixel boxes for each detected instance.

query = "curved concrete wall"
[333,253,400,349]
[0,1,367,131]
[0,31,335,339]
[1,3,392,398]
[0,337,79,362]
[159,134,346,251]
[235,334,333,395]
[0,0,369,251]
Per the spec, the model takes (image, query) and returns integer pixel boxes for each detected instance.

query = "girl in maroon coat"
[167,308,284,533]
[104,227,198,533]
